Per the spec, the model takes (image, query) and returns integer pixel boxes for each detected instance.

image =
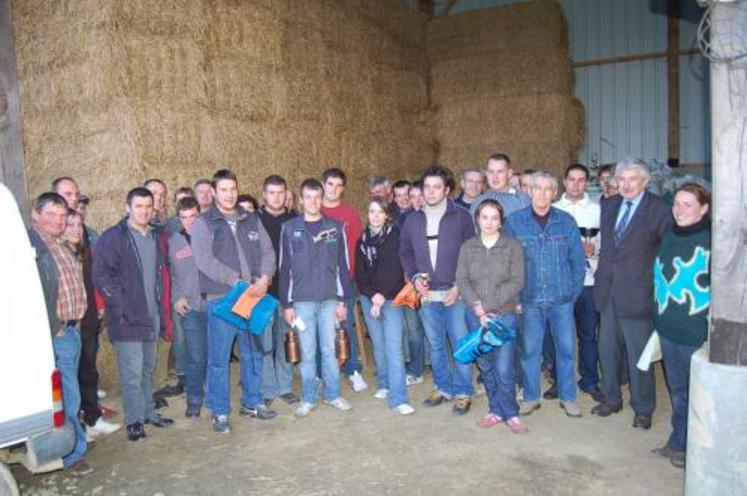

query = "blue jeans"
[53,326,86,467]
[418,300,473,398]
[403,306,426,377]
[360,296,409,408]
[343,283,363,376]
[295,300,339,405]
[543,287,600,390]
[206,300,264,416]
[660,335,698,451]
[172,307,187,377]
[465,312,519,419]
[521,302,577,402]
[260,307,295,400]
[182,310,208,407]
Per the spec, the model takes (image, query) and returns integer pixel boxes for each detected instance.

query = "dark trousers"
[599,298,655,415]
[574,287,600,389]
[78,315,101,426]
[660,335,698,451]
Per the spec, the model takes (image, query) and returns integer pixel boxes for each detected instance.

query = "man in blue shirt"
[505,171,586,419]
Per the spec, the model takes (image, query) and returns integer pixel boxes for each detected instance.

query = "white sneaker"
[474,382,486,396]
[373,389,389,400]
[294,402,316,417]
[97,389,107,400]
[324,397,352,411]
[349,371,368,392]
[396,403,415,415]
[86,418,121,440]
[406,375,423,386]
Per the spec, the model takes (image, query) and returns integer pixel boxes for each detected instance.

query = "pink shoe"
[477,413,503,428]
[506,416,529,434]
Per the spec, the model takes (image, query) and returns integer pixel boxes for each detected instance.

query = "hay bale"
[428,0,583,175]
[14,0,587,393]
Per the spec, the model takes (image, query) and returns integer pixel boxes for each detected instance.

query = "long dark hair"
[65,209,88,264]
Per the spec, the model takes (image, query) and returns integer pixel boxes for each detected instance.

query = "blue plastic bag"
[212,281,251,331]
[453,316,516,364]
[248,294,278,335]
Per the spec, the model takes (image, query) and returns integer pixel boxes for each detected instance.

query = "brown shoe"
[423,390,449,407]
[452,398,472,415]
[68,460,93,477]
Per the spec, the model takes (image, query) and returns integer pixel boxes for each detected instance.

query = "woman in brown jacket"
[456,199,526,433]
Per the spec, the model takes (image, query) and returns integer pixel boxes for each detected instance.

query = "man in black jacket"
[592,158,673,429]
[93,187,175,441]
[257,174,299,407]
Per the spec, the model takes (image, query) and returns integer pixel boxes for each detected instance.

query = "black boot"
[153,394,169,410]
[154,376,185,398]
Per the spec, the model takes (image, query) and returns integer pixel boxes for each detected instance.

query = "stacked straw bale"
[14,0,583,390]
[427,0,584,175]
[16,0,432,227]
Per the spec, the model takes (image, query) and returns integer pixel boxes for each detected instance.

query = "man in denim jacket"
[505,171,586,418]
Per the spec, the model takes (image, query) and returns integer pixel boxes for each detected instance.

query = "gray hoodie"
[169,230,206,312]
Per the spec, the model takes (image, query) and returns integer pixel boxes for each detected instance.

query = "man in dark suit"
[591,158,673,429]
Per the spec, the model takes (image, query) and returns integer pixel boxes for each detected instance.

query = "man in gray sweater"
[191,169,277,433]
[169,196,208,418]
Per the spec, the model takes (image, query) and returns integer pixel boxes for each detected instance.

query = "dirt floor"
[13,365,685,496]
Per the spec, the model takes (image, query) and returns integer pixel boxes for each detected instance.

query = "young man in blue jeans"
[169,196,210,418]
[399,165,476,415]
[191,170,277,433]
[279,178,353,417]
[505,171,586,418]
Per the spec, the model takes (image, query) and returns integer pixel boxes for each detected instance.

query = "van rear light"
[51,369,65,428]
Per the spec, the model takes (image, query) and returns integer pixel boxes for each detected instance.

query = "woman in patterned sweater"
[652,183,711,469]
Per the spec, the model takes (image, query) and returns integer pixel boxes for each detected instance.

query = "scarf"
[360,222,393,270]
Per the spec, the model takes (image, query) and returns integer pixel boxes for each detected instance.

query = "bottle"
[335,321,350,361]
[284,327,301,364]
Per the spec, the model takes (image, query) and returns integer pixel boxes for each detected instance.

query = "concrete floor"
[14,365,685,496]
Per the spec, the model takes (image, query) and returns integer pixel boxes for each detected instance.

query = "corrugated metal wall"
[408,0,711,167]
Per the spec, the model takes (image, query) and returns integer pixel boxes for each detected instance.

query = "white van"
[0,182,75,495]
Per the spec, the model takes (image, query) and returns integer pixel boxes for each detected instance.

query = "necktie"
[614,201,633,243]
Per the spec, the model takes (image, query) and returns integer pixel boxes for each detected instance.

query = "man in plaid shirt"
[29,192,92,477]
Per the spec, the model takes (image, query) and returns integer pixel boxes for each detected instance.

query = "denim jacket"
[504,206,585,306]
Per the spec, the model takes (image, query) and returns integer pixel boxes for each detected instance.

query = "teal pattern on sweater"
[653,224,711,347]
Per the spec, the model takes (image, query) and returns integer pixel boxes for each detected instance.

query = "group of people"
[28,152,711,477]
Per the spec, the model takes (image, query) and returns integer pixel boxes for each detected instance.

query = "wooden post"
[666,0,680,168]
[708,2,747,366]
[0,0,29,223]
[417,0,434,17]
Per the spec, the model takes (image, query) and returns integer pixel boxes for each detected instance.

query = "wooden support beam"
[667,0,680,167]
[573,48,699,68]
[708,2,747,366]
[0,0,29,223]
[417,0,434,17]
[442,0,459,16]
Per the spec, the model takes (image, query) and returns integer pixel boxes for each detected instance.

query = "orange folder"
[232,285,261,319]
[393,282,419,310]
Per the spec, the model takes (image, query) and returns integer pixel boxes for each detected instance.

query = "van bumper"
[1,412,75,473]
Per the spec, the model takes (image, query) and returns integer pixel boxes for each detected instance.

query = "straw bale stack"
[428,0,583,174]
[14,0,582,390]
